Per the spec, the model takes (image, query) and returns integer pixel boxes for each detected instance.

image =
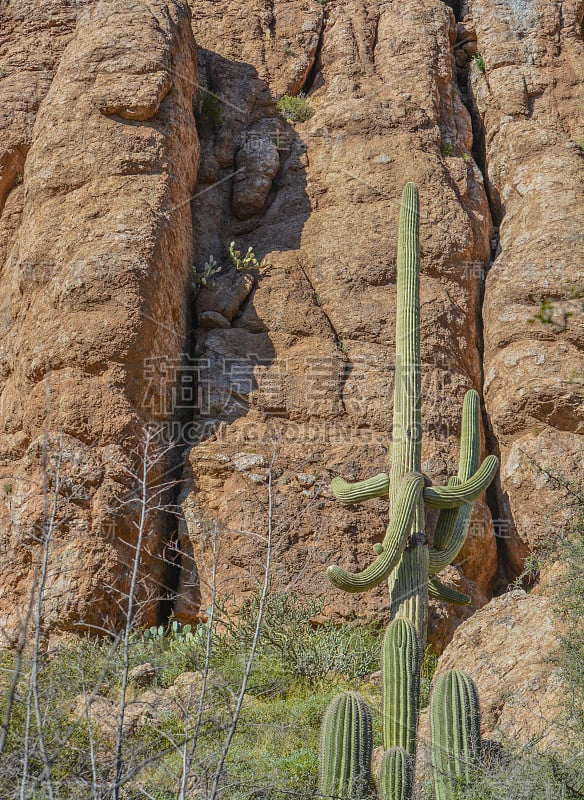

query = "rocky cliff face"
[0,0,582,682]
[474,0,584,574]
[0,0,199,634]
[178,0,498,641]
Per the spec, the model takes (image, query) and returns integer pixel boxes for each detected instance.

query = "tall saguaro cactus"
[318,183,498,799]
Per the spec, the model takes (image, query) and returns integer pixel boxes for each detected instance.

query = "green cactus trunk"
[389,182,422,498]
[385,182,428,651]
[382,618,420,754]
[430,670,481,800]
[319,691,373,800]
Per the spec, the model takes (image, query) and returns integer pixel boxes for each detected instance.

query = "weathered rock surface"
[0,0,199,636]
[232,118,285,219]
[471,0,584,570]
[74,670,202,741]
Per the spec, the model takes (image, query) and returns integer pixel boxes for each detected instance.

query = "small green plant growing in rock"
[192,254,222,290]
[472,52,485,73]
[14,173,23,185]
[462,152,472,163]
[441,142,454,157]
[513,551,541,588]
[529,297,554,325]
[317,183,499,799]
[229,240,271,272]
[282,41,294,57]
[277,94,314,122]
[194,90,222,135]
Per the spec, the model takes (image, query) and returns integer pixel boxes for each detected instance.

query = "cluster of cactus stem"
[318,183,498,799]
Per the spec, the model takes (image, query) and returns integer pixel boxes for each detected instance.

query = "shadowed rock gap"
[299,7,326,95]
[157,285,201,624]
[170,43,312,623]
[444,0,462,22]
[451,19,518,592]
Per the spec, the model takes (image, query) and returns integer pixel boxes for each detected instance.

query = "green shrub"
[276,94,314,122]
[218,591,382,684]
[529,297,555,324]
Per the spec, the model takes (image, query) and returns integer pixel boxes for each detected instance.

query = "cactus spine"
[430,670,481,800]
[319,183,497,799]
[319,691,373,800]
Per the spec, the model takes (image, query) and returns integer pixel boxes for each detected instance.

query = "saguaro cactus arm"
[429,500,473,575]
[428,576,471,605]
[332,473,390,504]
[456,389,482,480]
[327,472,424,593]
[431,477,462,553]
[423,455,499,508]
[430,389,482,573]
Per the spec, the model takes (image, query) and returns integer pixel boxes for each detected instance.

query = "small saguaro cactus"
[319,691,374,800]
[430,669,481,800]
[318,183,497,799]
[378,748,414,800]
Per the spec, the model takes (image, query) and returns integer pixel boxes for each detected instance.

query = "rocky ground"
[0,0,582,756]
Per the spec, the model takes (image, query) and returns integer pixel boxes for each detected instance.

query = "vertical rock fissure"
[157,287,200,624]
[299,8,326,95]
[170,45,283,621]
[157,462,186,624]
[444,0,462,22]
[0,146,28,220]
[452,30,519,591]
